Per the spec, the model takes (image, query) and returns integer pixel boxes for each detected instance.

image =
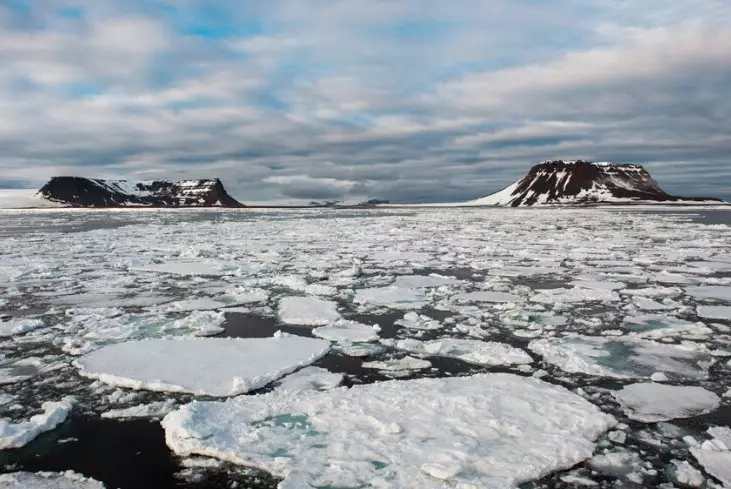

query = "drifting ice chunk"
[393,338,532,366]
[614,383,720,422]
[129,261,242,276]
[668,460,704,488]
[101,399,178,420]
[392,275,459,288]
[690,449,731,487]
[0,471,106,489]
[312,320,379,343]
[529,335,713,380]
[0,318,44,337]
[633,297,674,311]
[395,312,442,330]
[275,367,343,393]
[624,314,712,339]
[697,305,731,320]
[162,374,615,489]
[0,398,74,449]
[362,356,432,373]
[172,310,226,337]
[531,287,620,304]
[353,286,429,310]
[277,297,341,326]
[685,286,731,302]
[76,337,330,396]
[572,279,624,291]
[454,291,524,303]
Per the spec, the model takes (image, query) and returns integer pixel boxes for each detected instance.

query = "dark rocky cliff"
[38,177,244,207]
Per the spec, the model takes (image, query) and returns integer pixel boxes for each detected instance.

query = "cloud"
[0,0,729,203]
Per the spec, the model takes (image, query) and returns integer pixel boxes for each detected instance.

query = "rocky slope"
[37,177,244,207]
[467,161,724,207]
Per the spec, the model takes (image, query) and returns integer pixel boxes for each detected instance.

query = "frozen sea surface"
[1,207,731,489]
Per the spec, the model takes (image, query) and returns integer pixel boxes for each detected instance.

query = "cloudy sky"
[1,0,730,203]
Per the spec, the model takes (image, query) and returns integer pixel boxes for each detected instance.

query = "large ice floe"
[614,383,720,422]
[529,335,714,379]
[392,338,533,366]
[0,398,74,449]
[162,373,615,489]
[75,336,330,396]
[0,471,106,489]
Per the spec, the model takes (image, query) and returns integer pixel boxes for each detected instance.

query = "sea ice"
[623,314,712,339]
[129,261,241,276]
[163,373,615,489]
[0,398,74,449]
[668,460,704,488]
[101,399,178,420]
[454,291,524,303]
[685,286,731,302]
[393,338,533,366]
[697,305,731,320]
[633,297,675,311]
[529,335,714,380]
[76,336,330,396]
[362,356,432,373]
[531,287,620,304]
[0,317,44,337]
[690,449,731,487]
[172,310,226,337]
[312,320,379,343]
[394,312,442,330]
[353,286,429,310]
[392,274,459,288]
[614,383,720,422]
[277,297,341,326]
[0,471,106,489]
[275,367,343,393]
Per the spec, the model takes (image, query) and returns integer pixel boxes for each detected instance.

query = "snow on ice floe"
[274,367,343,393]
[75,336,330,396]
[362,356,432,375]
[531,287,620,304]
[0,317,44,337]
[454,290,524,303]
[353,286,429,310]
[529,335,714,380]
[162,373,615,489]
[101,399,178,420]
[129,260,243,276]
[685,286,731,302]
[312,320,380,343]
[0,397,74,449]
[394,311,442,330]
[614,383,720,422]
[690,427,731,487]
[623,314,712,339]
[697,305,731,320]
[393,338,533,366]
[0,471,106,489]
[277,297,341,326]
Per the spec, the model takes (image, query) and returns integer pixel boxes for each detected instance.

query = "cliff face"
[37,177,244,207]
[468,161,724,207]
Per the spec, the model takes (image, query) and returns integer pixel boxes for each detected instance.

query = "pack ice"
[75,336,330,396]
[163,373,615,489]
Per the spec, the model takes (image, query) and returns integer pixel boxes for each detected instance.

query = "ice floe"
[353,286,429,310]
[529,335,714,380]
[0,471,106,489]
[0,317,44,337]
[312,320,379,343]
[362,356,432,375]
[454,290,524,303]
[697,305,731,320]
[162,373,615,489]
[614,383,720,422]
[531,287,620,304]
[394,312,442,330]
[76,336,330,396]
[277,297,341,326]
[393,338,533,366]
[172,310,226,337]
[0,397,74,449]
[623,314,712,339]
[275,367,343,393]
[685,285,731,302]
[101,399,178,420]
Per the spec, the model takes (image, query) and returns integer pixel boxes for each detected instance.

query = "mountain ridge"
[466,160,724,207]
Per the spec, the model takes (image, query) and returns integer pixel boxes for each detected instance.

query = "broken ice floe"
[162,373,615,489]
[312,320,380,343]
[75,336,330,396]
[392,338,533,366]
[353,286,429,310]
[277,296,341,326]
[614,383,720,422]
[274,367,343,393]
[0,317,44,337]
[0,397,74,449]
[0,471,106,489]
[529,335,714,380]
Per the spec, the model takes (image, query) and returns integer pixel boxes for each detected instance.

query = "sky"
[0,0,730,204]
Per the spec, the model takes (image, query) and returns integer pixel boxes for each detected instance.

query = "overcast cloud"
[1,0,729,203]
